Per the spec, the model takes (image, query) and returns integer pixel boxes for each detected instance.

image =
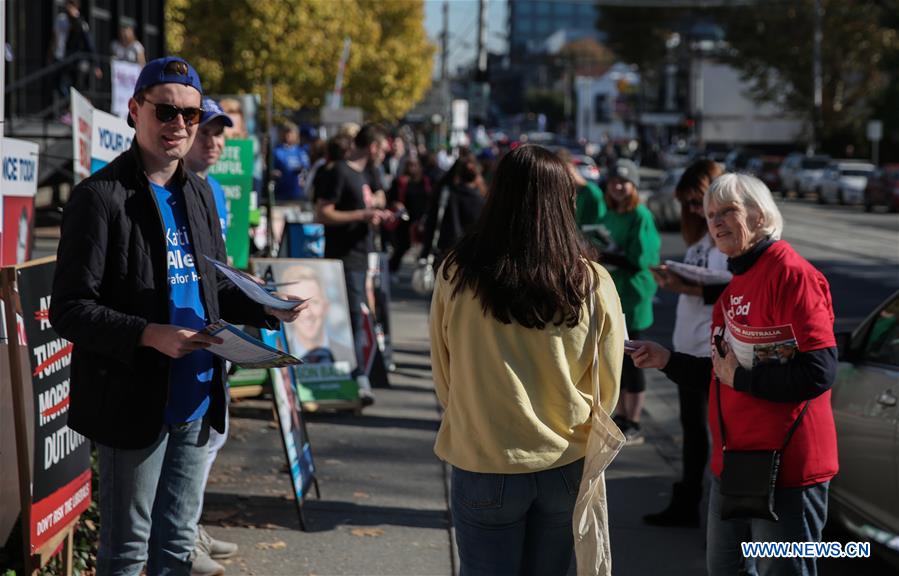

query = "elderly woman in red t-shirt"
[629,173,838,576]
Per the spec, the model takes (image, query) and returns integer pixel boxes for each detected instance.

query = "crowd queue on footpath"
[28,46,842,576]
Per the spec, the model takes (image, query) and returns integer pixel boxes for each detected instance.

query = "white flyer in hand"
[205,255,306,311]
[203,320,303,369]
[664,260,733,285]
[623,314,638,352]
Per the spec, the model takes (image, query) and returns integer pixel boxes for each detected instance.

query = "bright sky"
[423,0,509,77]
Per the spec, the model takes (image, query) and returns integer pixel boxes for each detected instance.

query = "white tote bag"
[573,289,626,576]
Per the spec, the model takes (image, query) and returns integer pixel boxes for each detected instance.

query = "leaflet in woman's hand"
[205,256,308,311]
[720,312,799,370]
[664,260,733,285]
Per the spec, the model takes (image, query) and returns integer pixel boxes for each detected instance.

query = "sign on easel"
[252,258,361,410]
[2,258,91,574]
[260,327,319,530]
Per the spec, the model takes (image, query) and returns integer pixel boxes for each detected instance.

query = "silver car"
[816,161,875,205]
[831,289,899,558]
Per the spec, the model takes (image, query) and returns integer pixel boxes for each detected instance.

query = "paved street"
[31,198,899,575]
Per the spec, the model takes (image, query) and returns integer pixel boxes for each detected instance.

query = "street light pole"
[812,0,823,152]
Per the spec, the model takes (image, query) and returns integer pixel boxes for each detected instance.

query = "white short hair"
[704,173,783,240]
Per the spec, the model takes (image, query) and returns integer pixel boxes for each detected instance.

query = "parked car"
[724,147,759,172]
[645,167,684,231]
[816,161,876,205]
[778,152,806,196]
[831,289,899,562]
[863,164,899,213]
[746,155,784,193]
[661,143,692,169]
[795,155,832,198]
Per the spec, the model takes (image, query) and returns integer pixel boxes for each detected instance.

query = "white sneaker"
[190,550,225,576]
[356,375,375,407]
[197,524,238,559]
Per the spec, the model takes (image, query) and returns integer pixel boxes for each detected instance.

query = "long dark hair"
[442,145,598,329]
[676,158,724,245]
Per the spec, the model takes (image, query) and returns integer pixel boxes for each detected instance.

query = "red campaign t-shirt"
[709,240,838,487]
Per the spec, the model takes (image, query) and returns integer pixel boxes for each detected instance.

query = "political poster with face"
[252,258,359,405]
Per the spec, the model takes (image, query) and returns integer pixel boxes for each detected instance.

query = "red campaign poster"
[1,137,39,267]
[3,196,35,267]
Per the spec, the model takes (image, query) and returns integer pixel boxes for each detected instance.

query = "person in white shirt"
[111,23,146,65]
[645,158,728,528]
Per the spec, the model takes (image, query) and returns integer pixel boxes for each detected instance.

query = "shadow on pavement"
[202,493,449,534]
[307,412,439,432]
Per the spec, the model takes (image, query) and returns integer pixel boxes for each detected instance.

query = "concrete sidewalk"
[200,280,712,576]
[201,290,453,576]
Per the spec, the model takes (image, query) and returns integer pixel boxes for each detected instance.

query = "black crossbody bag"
[717,376,810,522]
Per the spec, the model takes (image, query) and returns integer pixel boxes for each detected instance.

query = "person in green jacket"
[600,158,661,443]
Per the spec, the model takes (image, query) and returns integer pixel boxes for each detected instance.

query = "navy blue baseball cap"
[127,56,203,126]
[199,97,234,128]
[132,56,202,97]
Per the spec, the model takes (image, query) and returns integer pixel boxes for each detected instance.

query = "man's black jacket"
[50,143,274,449]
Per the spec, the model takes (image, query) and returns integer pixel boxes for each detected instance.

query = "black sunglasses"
[142,99,204,125]
[684,199,704,209]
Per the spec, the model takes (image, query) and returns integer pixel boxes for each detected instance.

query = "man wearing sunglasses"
[51,57,307,576]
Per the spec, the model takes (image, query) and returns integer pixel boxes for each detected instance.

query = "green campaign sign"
[209,139,253,268]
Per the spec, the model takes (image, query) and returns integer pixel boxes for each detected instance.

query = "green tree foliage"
[719,0,899,151]
[595,5,686,74]
[525,89,566,130]
[166,0,435,122]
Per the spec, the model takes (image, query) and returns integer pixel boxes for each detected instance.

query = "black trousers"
[388,220,412,273]
[678,379,710,489]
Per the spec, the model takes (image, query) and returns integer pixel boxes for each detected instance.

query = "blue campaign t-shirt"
[274,144,310,201]
[150,181,215,424]
[207,174,228,241]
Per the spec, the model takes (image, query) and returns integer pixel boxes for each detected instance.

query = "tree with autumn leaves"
[166,0,435,123]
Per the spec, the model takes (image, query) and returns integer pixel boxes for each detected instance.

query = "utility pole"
[438,0,449,148]
[476,0,488,80]
[471,0,489,128]
[812,0,823,153]
[440,0,449,82]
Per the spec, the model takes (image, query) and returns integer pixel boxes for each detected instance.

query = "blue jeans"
[96,418,210,576]
[707,476,829,576]
[451,458,584,576]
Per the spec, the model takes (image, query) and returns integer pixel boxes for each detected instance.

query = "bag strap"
[716,367,811,452]
[589,282,601,409]
[778,399,811,451]
[429,185,451,257]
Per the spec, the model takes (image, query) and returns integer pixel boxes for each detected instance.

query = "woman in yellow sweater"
[430,144,625,575]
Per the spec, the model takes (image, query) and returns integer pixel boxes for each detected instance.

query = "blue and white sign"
[90,109,134,174]
[1,138,39,200]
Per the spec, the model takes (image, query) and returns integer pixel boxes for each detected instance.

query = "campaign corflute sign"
[1,138,39,266]
[17,261,91,552]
